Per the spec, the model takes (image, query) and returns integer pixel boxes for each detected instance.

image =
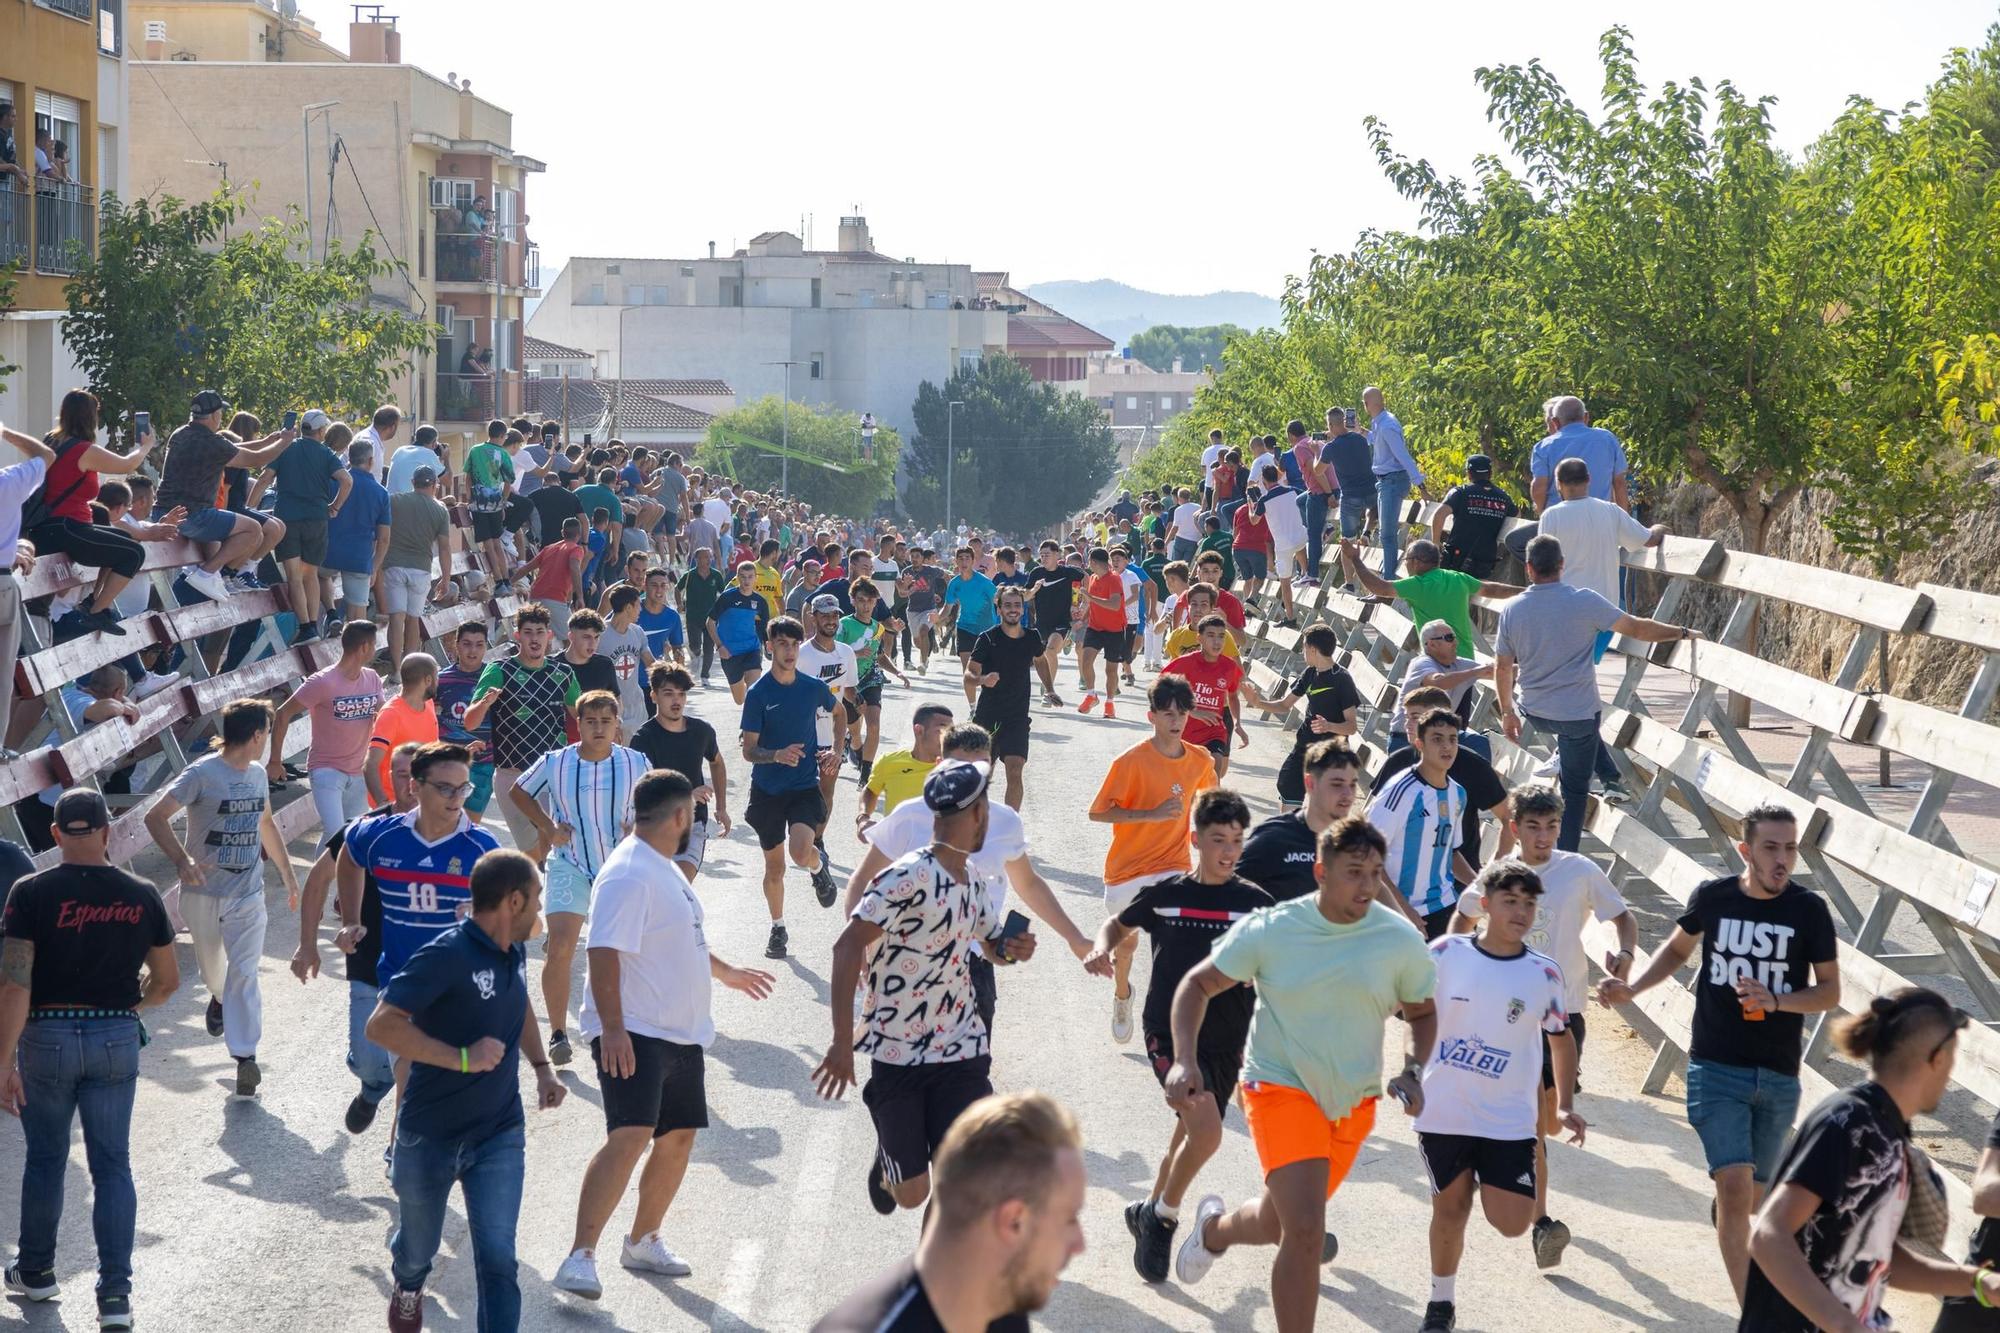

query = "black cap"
[1466,453,1494,477]
[191,389,230,417]
[412,465,438,488]
[52,790,110,835]
[923,760,991,813]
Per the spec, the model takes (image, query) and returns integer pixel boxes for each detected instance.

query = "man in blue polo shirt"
[368,848,565,1333]
[1529,396,1629,512]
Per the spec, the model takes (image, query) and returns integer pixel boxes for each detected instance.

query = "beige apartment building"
[127,1,543,437]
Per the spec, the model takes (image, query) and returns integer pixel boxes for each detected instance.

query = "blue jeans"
[1169,537,1197,563]
[1374,469,1413,577]
[1686,1058,1800,1183]
[1525,712,1601,852]
[1338,494,1373,542]
[391,1123,524,1331]
[1303,491,1330,580]
[16,1018,141,1297]
[347,981,395,1106]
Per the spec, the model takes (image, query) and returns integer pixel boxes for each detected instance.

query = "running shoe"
[553,1250,603,1300]
[236,1055,261,1097]
[1174,1194,1225,1286]
[867,1154,896,1215]
[205,997,224,1036]
[132,671,182,701]
[1532,1216,1571,1269]
[1277,617,1301,630]
[1601,780,1633,806]
[1103,701,1117,719]
[1078,694,1099,714]
[183,566,229,602]
[4,1264,57,1301]
[82,607,128,637]
[290,622,320,646]
[344,1093,379,1135]
[765,924,789,959]
[1420,1299,1456,1331]
[1111,990,1134,1044]
[1133,1202,1176,1283]
[387,1285,424,1332]
[549,1031,573,1066]
[96,1293,133,1329]
[811,846,838,909]
[621,1232,693,1277]
[1042,692,1064,708]
[1322,1231,1339,1263]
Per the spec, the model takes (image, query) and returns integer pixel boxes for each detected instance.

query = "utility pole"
[764,360,801,500]
[946,399,964,535]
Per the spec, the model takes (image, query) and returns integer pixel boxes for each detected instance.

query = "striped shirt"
[343,809,501,985]
[1365,769,1467,916]
[513,744,647,878]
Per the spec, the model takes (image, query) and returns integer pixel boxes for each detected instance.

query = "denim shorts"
[1685,1057,1800,1182]
[467,760,494,815]
[1234,549,1269,580]
[174,506,245,544]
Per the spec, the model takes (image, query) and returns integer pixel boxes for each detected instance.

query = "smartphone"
[997,910,1032,961]
[132,411,151,440]
[583,432,593,446]
[282,409,298,430]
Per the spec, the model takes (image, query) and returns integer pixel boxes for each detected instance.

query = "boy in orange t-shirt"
[1089,673,1217,1043]
[1078,547,1131,718]
[367,651,439,803]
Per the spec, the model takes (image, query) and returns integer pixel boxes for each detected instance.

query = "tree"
[904,354,1117,535]
[696,396,897,519]
[63,188,431,443]
[1128,324,1245,374]
[0,261,18,399]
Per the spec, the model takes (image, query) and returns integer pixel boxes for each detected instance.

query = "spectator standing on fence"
[1535,458,1666,656]
[153,391,292,603]
[467,421,517,588]
[354,404,402,485]
[1430,454,1519,577]
[0,418,57,761]
[24,390,153,637]
[1597,805,1840,1307]
[1290,420,1332,586]
[1529,397,1627,512]
[1363,386,1428,578]
[1324,409,1375,551]
[381,467,454,673]
[253,409,352,645]
[1492,535,1693,852]
[385,425,442,495]
[146,699,301,1098]
[0,789,178,1332]
[326,436,392,626]
[268,620,387,838]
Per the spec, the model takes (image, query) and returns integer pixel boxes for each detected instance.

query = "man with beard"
[967,586,1054,811]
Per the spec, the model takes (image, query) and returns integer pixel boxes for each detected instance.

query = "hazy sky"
[372,0,1995,298]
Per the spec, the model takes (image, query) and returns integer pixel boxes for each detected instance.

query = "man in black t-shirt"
[0,791,178,1329]
[814,1090,1083,1333]
[1237,739,1364,902]
[629,664,730,880]
[1598,804,1840,1305]
[1935,1109,2000,1331]
[1083,789,1273,1284]
[1431,454,1519,577]
[1028,540,1085,705]
[1241,625,1362,811]
[968,587,1052,811]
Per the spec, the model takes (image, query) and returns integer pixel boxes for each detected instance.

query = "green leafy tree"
[697,396,897,519]
[1128,324,1245,374]
[0,261,18,397]
[905,354,1117,535]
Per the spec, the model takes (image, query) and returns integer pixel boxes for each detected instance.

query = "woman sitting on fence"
[28,389,155,637]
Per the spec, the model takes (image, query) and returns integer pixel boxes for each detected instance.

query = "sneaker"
[1601,780,1633,806]
[1421,1299,1456,1332]
[344,1093,379,1135]
[1078,693,1099,714]
[1277,617,1301,630]
[4,1264,57,1301]
[1043,692,1065,708]
[764,924,788,959]
[83,608,128,637]
[183,566,229,601]
[387,1285,424,1332]
[290,622,319,646]
[549,1031,573,1066]
[96,1294,133,1329]
[1532,1216,1571,1270]
[1134,1201,1177,1283]
[236,1056,261,1096]
[1532,755,1560,780]
[132,671,181,701]
[1322,1231,1339,1263]
[1103,701,1116,720]
[206,996,225,1036]
[1174,1194,1226,1286]
[811,851,838,909]
[1111,990,1134,1045]
[867,1151,897,1214]
[553,1249,602,1300]
[621,1232,693,1277]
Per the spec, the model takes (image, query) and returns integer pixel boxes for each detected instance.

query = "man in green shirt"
[835,579,908,784]
[1340,536,1520,652]
[574,467,626,570]
[1196,515,1236,593]
[677,545,729,684]
[1164,816,1436,1327]
[465,421,517,590]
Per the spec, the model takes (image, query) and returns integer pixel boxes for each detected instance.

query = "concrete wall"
[128,1,345,62]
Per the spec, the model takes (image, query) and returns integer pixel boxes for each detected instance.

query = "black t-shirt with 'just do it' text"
[1675,874,1838,1076]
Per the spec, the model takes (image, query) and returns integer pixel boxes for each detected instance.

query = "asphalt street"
[0,656,1918,1331]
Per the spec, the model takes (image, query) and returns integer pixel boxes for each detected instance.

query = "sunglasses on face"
[1427,633,1457,643]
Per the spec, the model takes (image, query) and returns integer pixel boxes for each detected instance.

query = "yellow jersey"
[866,749,937,814]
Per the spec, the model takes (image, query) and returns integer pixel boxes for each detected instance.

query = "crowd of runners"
[0,390,1996,1333]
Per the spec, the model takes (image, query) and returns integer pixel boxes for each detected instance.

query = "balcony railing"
[436,370,525,422]
[435,228,493,284]
[523,241,540,291]
[0,182,27,269]
[35,182,95,276]
[37,0,94,19]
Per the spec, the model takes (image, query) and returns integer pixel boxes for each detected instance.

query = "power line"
[336,135,426,315]
[139,63,219,171]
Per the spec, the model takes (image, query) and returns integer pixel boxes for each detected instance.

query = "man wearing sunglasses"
[1386,620,1492,756]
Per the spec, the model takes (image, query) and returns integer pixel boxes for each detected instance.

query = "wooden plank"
[303,640,341,672]
[31,790,171,872]
[1614,710,1826,841]
[1915,583,2000,654]
[1709,549,1931,634]
[272,792,324,847]
[1650,638,1879,741]
[1811,796,2000,943]
[0,748,59,806]
[421,599,487,638]
[1588,802,1715,905]
[15,539,202,600]
[1338,650,1394,710]
[158,589,281,643]
[189,649,311,716]
[1366,601,1417,648]
[49,689,188,787]
[18,618,169,697]
[1865,694,2000,792]
[1619,534,1726,581]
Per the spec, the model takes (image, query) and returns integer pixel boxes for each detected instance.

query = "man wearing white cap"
[252,409,352,644]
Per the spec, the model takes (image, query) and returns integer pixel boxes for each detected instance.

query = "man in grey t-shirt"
[383,469,454,668]
[1493,534,1693,852]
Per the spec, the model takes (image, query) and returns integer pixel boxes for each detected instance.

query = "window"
[1126,396,1138,411]
[34,92,83,182]
[497,187,518,233]
[720,278,741,307]
[585,283,604,305]
[959,351,981,373]
[1159,395,1173,411]
[429,177,474,211]
[99,0,121,54]
[811,277,821,309]
[679,265,694,277]
[606,263,621,276]
[624,285,643,305]
[650,285,669,304]
[810,355,824,380]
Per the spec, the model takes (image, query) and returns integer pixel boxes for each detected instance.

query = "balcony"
[37,0,94,18]
[435,228,494,285]
[0,183,27,269]
[436,370,524,423]
[523,242,540,292]
[0,179,95,278]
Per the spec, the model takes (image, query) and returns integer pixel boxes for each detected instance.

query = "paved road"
[0,660,1943,1331]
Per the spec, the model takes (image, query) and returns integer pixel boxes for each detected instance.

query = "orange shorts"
[1242,1081,1377,1197]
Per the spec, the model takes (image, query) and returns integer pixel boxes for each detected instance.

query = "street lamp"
[946,400,964,535]
[764,360,801,500]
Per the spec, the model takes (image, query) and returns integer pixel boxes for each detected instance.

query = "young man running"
[858,702,953,834]
[1449,782,1635,1270]
[463,604,581,854]
[508,690,648,1066]
[1030,540,1086,706]
[599,584,657,737]
[1076,547,1129,718]
[1087,788,1272,1283]
[1162,583,1242,664]
[636,566,686,671]
[1416,860,1582,1333]
[1236,739,1364,903]
[740,616,841,959]
[838,579,908,785]
[968,586,1053,812]
[146,699,301,1096]
[708,561,771,705]
[1089,674,1218,1043]
[1165,613,1249,780]
[553,772,775,1300]
[1366,706,1476,938]
[799,593,861,880]
[1112,545,1146,688]
[942,545,999,676]
[367,653,440,806]
[628,666,730,881]
[677,547,727,685]
[1168,818,1437,1332]
[1240,625,1360,812]
[559,611,621,726]
[433,622,496,825]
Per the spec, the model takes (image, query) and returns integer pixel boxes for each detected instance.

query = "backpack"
[20,439,95,533]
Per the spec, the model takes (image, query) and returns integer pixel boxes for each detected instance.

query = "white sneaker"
[132,671,181,701]
[553,1249,602,1300]
[1111,990,1134,1045]
[1532,755,1559,780]
[183,566,229,601]
[1175,1194,1226,1285]
[621,1232,693,1277]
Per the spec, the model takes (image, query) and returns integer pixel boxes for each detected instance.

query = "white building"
[526,215,1009,442]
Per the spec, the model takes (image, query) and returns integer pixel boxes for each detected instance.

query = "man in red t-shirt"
[1191,551,1250,650]
[517,513,587,640]
[1165,613,1249,778]
[1077,547,1130,719]
[1230,487,1274,608]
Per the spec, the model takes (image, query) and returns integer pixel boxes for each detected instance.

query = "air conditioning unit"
[606,264,621,276]
[436,303,457,331]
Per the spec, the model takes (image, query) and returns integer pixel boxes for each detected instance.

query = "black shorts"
[955,627,981,655]
[1418,1131,1537,1198]
[1540,1010,1587,1091]
[977,709,1030,760]
[1278,747,1307,804]
[856,679,884,709]
[1421,903,1455,941]
[863,1055,993,1189]
[592,1033,708,1137]
[1083,626,1130,662]
[276,519,328,565]
[471,508,505,542]
[1144,1030,1239,1118]
[969,953,997,1039]
[1440,546,1497,580]
[504,494,534,532]
[744,784,826,850]
[720,651,761,685]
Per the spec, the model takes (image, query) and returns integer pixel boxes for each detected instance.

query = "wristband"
[458,1046,469,1074]
[530,1059,551,1070]
[1978,1263,1995,1309]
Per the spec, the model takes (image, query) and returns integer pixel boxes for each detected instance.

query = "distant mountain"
[1021,280,1281,354]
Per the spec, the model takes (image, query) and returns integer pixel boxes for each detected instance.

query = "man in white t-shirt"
[1200,431,1226,506]
[798,594,860,866]
[1534,458,1665,614]
[1415,860,1580,1333]
[553,772,774,1300]
[1169,487,1204,562]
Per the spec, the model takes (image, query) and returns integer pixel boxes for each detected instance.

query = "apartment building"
[975,272,1113,397]
[1089,351,1211,428]
[0,0,132,431]
[127,1,543,439]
